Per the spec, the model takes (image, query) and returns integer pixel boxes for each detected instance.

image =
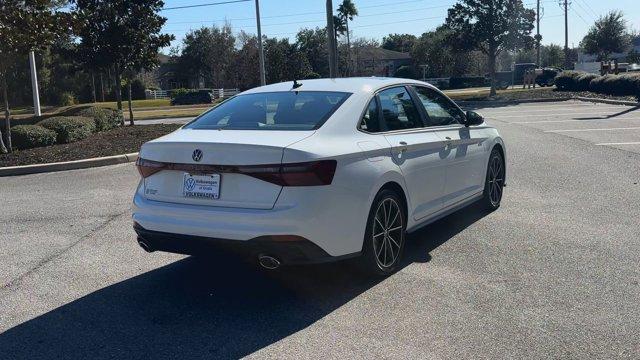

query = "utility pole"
[536,0,541,66]
[563,0,570,69]
[28,51,41,117]
[255,0,266,86]
[326,0,337,78]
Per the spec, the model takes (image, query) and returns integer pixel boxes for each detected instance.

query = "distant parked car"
[536,67,561,87]
[171,91,213,106]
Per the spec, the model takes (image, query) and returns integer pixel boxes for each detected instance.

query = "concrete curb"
[574,96,640,107]
[0,152,139,177]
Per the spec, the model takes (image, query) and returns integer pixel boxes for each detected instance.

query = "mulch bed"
[0,124,181,167]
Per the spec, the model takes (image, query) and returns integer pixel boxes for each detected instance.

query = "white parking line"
[492,112,639,118]
[595,142,640,146]
[479,105,633,114]
[508,118,640,124]
[544,127,640,133]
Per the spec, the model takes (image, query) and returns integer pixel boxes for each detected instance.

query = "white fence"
[145,88,240,100]
[145,89,169,99]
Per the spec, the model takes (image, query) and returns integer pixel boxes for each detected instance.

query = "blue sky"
[160,0,639,51]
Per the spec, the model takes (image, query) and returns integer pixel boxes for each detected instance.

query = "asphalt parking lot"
[1,100,639,359]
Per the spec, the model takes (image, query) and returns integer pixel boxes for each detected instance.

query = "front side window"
[185,91,350,131]
[377,87,422,131]
[413,86,465,127]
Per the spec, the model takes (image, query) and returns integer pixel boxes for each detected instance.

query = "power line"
[577,0,598,18]
[162,0,251,11]
[572,0,595,22]
[569,4,589,25]
[165,3,453,25]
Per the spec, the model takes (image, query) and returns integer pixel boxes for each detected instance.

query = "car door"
[411,86,488,208]
[374,86,448,220]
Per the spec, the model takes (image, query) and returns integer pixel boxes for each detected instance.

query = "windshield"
[184,91,351,131]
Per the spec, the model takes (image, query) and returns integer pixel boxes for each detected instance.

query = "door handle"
[398,141,408,152]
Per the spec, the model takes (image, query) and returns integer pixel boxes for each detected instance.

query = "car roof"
[241,77,434,96]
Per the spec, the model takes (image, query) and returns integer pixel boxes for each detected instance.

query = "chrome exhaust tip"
[258,254,281,270]
[137,238,154,253]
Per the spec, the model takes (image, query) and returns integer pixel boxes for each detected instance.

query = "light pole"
[29,51,41,117]
[562,0,570,69]
[255,0,266,86]
[536,0,541,66]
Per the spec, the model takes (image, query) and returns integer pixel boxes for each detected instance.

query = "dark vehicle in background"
[171,90,213,106]
[536,68,561,87]
[494,63,562,89]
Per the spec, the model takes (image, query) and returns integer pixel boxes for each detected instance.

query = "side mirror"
[465,111,484,127]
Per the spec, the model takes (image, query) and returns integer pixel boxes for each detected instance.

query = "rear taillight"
[136,158,165,178]
[135,158,337,186]
[241,160,337,186]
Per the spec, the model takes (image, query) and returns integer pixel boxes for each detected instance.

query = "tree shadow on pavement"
[573,104,640,120]
[0,203,488,360]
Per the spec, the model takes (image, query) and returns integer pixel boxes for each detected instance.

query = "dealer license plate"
[182,173,220,200]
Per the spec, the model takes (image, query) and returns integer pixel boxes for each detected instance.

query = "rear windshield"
[184,91,351,130]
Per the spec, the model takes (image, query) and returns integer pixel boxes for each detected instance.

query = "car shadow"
[0,203,489,359]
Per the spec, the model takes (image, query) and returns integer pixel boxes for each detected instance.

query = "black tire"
[480,148,505,211]
[358,189,407,276]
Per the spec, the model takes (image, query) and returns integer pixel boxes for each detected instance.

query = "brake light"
[136,158,165,178]
[242,160,337,186]
[134,158,337,186]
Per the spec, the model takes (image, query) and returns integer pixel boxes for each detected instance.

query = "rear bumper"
[134,223,356,265]
[132,179,371,258]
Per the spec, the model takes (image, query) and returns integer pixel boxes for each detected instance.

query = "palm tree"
[336,0,358,75]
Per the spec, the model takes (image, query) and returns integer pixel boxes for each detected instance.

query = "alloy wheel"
[372,198,404,268]
[488,155,504,206]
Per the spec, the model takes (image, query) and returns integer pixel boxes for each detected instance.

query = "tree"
[336,0,358,75]
[0,0,72,153]
[580,11,631,61]
[179,25,235,89]
[381,33,417,53]
[445,0,535,96]
[412,27,461,78]
[541,44,564,68]
[296,28,330,77]
[75,0,173,125]
[264,38,312,83]
[233,32,260,90]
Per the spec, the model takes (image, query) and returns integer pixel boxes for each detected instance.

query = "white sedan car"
[133,78,506,275]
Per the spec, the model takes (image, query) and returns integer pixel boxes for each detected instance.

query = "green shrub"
[394,65,416,79]
[11,125,57,150]
[575,73,599,91]
[170,88,191,99]
[589,74,640,96]
[130,78,147,100]
[37,116,96,143]
[59,92,77,106]
[554,70,584,91]
[304,71,321,79]
[75,107,122,131]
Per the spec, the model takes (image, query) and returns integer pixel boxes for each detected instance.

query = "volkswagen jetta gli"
[133,78,506,275]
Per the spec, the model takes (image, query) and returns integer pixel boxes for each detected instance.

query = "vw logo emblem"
[192,149,203,162]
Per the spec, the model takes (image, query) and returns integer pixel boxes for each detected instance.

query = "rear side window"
[413,86,465,127]
[185,91,351,130]
[377,87,422,131]
[359,99,381,132]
